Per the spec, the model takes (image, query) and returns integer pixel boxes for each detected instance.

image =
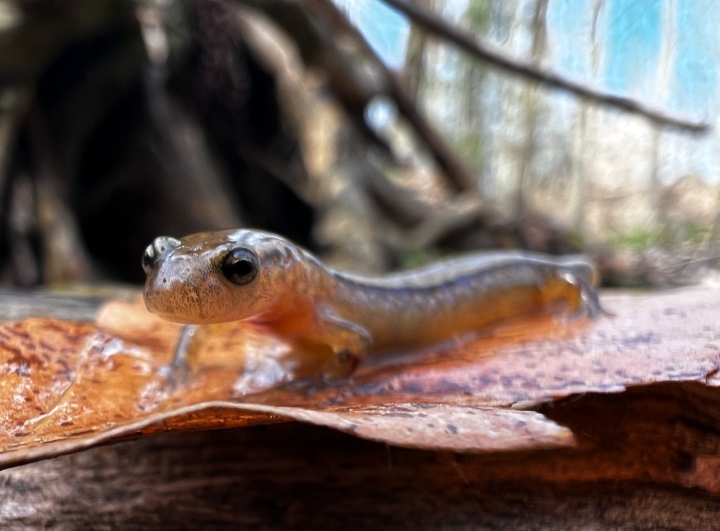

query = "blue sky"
[672,0,718,115]
[335,0,410,68]
[604,0,663,95]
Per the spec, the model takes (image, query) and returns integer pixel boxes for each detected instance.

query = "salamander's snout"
[142,236,181,275]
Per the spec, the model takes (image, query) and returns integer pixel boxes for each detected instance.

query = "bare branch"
[304,0,478,192]
[243,0,478,192]
[380,0,709,134]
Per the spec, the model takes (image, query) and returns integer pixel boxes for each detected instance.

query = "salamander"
[142,229,603,377]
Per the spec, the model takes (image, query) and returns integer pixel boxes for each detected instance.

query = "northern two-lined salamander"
[142,229,602,377]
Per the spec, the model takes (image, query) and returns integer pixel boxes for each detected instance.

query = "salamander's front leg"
[313,306,372,379]
[161,324,200,387]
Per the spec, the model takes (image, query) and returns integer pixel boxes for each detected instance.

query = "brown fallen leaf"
[0,287,718,469]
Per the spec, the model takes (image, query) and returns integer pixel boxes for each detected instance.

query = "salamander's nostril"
[141,236,181,275]
[153,236,181,255]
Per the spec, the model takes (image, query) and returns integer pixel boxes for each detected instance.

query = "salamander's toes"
[566,270,611,319]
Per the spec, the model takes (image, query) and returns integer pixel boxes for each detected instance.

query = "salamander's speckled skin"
[142,229,602,377]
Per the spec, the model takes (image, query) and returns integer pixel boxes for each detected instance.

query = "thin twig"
[380,0,709,133]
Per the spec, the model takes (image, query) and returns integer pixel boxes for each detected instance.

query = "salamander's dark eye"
[220,247,259,286]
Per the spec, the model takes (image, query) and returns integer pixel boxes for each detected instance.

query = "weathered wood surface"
[1,417,719,530]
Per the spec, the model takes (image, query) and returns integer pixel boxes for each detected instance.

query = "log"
[1,419,719,529]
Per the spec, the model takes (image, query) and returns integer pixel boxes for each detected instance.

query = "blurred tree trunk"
[402,0,432,98]
[515,0,547,214]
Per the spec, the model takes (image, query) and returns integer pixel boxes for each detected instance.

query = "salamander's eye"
[220,247,259,286]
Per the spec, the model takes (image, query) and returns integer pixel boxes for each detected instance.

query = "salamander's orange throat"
[143,228,602,376]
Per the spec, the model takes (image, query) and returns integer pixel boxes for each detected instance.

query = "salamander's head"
[142,229,303,324]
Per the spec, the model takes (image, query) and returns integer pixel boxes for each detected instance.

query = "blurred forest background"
[0,0,716,290]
